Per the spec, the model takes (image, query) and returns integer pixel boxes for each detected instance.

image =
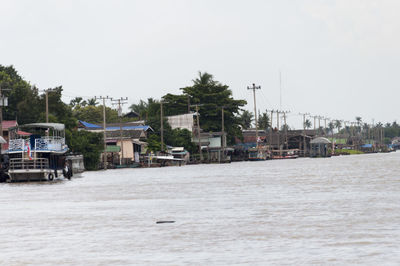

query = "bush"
[66,129,104,170]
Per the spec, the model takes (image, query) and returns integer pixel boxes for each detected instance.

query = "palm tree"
[129,99,149,119]
[258,111,270,130]
[238,110,253,129]
[328,121,335,137]
[335,120,342,134]
[192,71,219,86]
[87,98,98,106]
[304,119,312,129]
[70,97,84,107]
[355,116,362,126]
[355,116,362,134]
[363,123,370,140]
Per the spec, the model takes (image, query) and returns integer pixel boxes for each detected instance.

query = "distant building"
[78,120,153,165]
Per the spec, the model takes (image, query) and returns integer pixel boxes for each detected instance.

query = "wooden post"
[195,105,203,162]
[270,110,273,151]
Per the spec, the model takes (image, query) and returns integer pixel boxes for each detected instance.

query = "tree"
[192,71,218,86]
[328,121,335,138]
[146,134,162,153]
[87,98,98,106]
[180,72,246,144]
[66,129,104,170]
[0,65,42,124]
[304,119,312,129]
[129,99,149,119]
[72,105,119,124]
[258,111,270,130]
[238,110,253,129]
[166,128,197,154]
[335,120,342,133]
[355,116,362,134]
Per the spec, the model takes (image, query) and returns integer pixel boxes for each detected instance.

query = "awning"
[105,145,121,153]
[0,136,6,144]
[17,130,32,136]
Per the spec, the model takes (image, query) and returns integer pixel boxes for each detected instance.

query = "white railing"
[9,139,25,151]
[35,137,65,151]
[9,158,49,170]
[8,137,65,152]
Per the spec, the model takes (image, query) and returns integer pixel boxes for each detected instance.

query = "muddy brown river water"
[0,152,399,265]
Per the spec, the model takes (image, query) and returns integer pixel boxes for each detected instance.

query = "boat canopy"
[19,123,65,131]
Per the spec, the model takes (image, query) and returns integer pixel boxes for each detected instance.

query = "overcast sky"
[1,0,399,128]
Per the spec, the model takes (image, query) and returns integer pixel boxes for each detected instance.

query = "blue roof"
[361,144,373,148]
[79,120,152,131]
[106,126,152,131]
[79,120,102,129]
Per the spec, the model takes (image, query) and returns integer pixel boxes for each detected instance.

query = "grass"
[334,149,364,155]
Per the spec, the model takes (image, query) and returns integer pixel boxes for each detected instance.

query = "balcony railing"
[9,158,49,170]
[8,137,66,152]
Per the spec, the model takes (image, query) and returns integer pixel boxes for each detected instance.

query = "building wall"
[117,140,134,160]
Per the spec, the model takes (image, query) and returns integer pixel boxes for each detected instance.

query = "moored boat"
[5,123,72,182]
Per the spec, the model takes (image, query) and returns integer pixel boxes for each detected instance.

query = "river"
[0,152,399,265]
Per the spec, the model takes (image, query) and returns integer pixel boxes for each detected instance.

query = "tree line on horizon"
[1,65,399,168]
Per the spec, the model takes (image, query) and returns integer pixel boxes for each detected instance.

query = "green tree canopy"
[257,111,270,130]
[175,72,246,144]
[238,110,253,129]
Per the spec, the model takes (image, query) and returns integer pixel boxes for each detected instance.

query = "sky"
[0,0,399,129]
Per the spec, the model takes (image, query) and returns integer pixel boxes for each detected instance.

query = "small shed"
[310,137,331,157]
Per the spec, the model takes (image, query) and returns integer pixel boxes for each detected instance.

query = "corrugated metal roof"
[79,120,102,129]
[106,125,152,131]
[79,120,153,132]
[2,120,17,130]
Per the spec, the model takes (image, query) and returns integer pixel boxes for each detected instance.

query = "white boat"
[5,123,72,182]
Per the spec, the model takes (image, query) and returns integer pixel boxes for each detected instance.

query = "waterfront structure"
[310,137,332,157]
[78,120,152,166]
[0,120,18,151]
[6,123,71,181]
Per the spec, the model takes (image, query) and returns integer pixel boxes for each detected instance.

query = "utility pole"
[95,96,111,170]
[281,111,290,150]
[221,106,225,162]
[247,83,261,148]
[324,117,329,136]
[44,88,55,123]
[270,110,274,151]
[160,101,164,152]
[299,113,310,157]
[313,115,317,131]
[0,85,10,139]
[111,97,128,165]
[190,104,203,162]
[277,111,280,155]
[267,109,274,151]
[318,116,322,135]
